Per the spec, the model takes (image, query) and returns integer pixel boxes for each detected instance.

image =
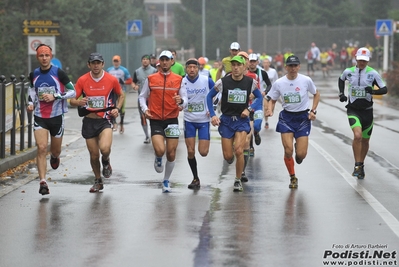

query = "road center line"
[310,139,399,237]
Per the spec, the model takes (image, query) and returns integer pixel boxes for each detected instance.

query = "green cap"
[230,55,245,64]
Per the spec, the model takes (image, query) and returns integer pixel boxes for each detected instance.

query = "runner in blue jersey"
[106,55,133,133]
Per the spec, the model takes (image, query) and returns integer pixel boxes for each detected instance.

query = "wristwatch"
[247,106,253,112]
[311,109,317,115]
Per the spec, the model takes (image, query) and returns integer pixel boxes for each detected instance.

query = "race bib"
[87,96,105,108]
[254,110,263,120]
[228,89,247,104]
[188,102,204,112]
[350,86,366,98]
[164,124,180,138]
[283,92,301,103]
[38,86,56,101]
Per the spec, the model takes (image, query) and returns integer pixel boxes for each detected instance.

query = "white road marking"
[310,139,399,237]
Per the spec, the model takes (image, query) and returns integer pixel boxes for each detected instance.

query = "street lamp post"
[247,0,251,51]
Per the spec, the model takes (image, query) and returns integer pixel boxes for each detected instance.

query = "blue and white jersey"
[106,65,132,91]
[30,66,72,118]
[183,75,215,123]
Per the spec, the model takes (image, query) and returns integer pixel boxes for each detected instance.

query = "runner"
[27,44,76,195]
[338,47,388,179]
[70,52,124,193]
[182,58,215,189]
[206,55,262,192]
[265,55,320,189]
[138,50,187,193]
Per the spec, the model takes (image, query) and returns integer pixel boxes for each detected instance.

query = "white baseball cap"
[158,50,173,59]
[249,53,258,61]
[355,47,371,61]
[230,42,240,50]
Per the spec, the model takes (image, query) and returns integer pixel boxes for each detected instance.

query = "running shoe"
[144,137,151,144]
[154,157,164,173]
[289,175,298,189]
[352,165,365,179]
[254,132,261,145]
[226,155,235,164]
[162,180,171,193]
[50,155,60,170]
[39,180,50,195]
[188,178,200,190]
[102,158,112,178]
[249,148,255,157]
[233,179,243,192]
[264,122,269,129]
[89,178,104,193]
[241,172,248,183]
[119,124,124,134]
[294,143,302,164]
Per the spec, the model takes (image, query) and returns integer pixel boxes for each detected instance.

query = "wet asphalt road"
[1,70,399,267]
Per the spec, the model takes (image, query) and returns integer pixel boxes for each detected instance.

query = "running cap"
[158,50,173,59]
[355,47,371,61]
[186,58,199,66]
[88,53,104,63]
[237,51,249,60]
[230,55,245,64]
[198,57,206,65]
[150,53,157,58]
[249,53,258,61]
[285,55,300,65]
[112,55,121,62]
[230,42,240,50]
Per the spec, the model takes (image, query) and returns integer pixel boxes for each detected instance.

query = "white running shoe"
[162,180,171,193]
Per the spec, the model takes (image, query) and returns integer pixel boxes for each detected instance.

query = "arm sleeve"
[338,77,345,95]
[28,72,36,104]
[207,87,218,117]
[250,89,263,110]
[133,71,138,84]
[138,78,150,113]
[179,79,188,109]
[62,82,76,99]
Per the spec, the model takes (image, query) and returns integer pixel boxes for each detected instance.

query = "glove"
[365,86,373,94]
[339,93,347,102]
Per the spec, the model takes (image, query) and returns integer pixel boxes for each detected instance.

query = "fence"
[0,75,33,161]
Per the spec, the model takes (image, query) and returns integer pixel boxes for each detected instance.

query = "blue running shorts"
[184,121,210,140]
[276,110,311,139]
[218,115,250,139]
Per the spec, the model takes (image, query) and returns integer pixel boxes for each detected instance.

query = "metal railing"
[0,75,33,159]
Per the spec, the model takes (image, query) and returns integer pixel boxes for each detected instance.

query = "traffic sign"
[27,36,56,55]
[22,20,60,36]
[375,19,393,36]
[126,20,142,36]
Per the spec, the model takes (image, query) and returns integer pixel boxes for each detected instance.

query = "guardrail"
[0,75,33,159]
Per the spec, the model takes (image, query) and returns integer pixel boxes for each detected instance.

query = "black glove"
[339,93,347,102]
[365,86,373,94]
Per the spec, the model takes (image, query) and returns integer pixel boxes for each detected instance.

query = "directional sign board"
[375,19,393,36]
[126,20,142,36]
[22,20,60,36]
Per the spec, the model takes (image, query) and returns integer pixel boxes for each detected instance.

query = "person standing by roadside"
[265,55,320,189]
[70,52,125,193]
[132,54,157,144]
[139,50,187,193]
[206,55,262,192]
[182,58,215,189]
[338,47,388,179]
[106,55,133,134]
[150,54,157,68]
[27,44,76,195]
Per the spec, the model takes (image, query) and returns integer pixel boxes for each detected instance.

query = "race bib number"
[188,102,204,112]
[87,96,105,108]
[164,124,180,138]
[228,89,247,104]
[38,86,56,101]
[254,110,263,120]
[283,92,301,103]
[350,86,366,98]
